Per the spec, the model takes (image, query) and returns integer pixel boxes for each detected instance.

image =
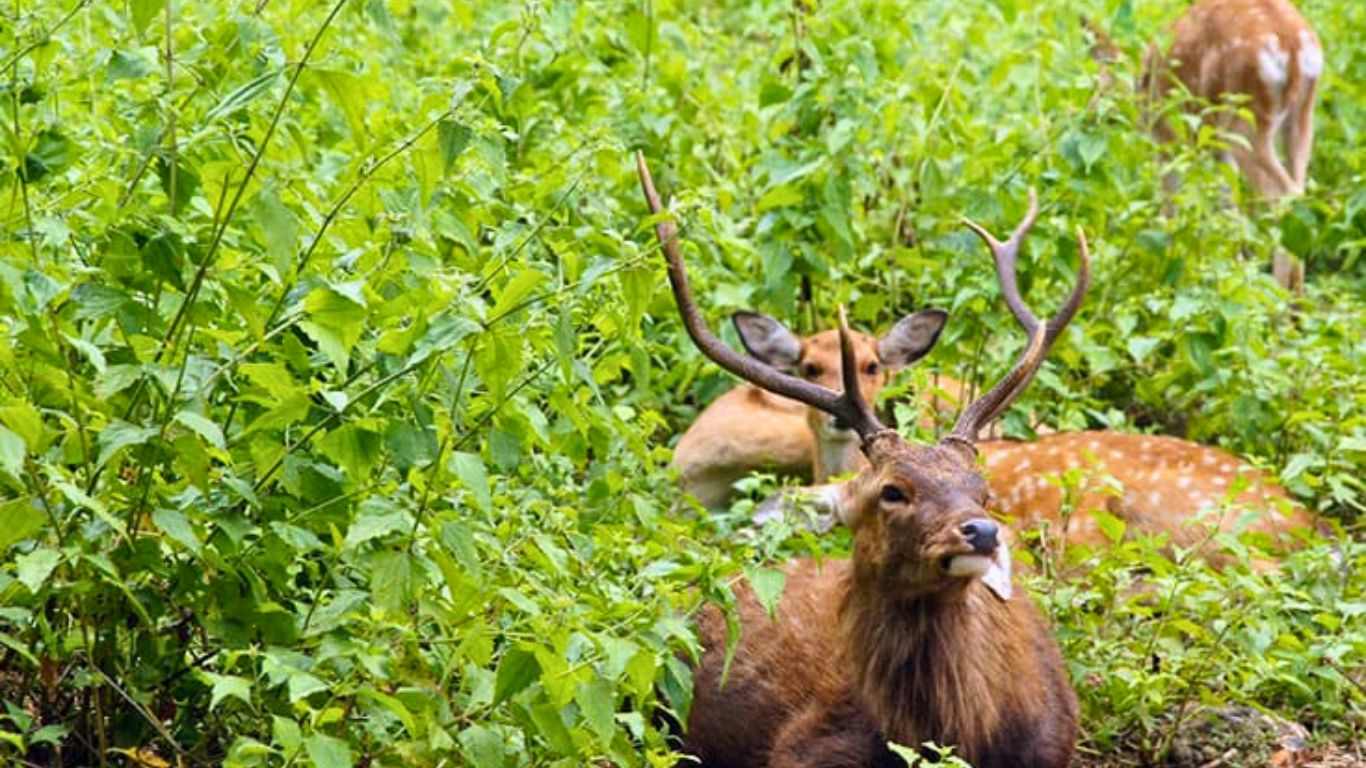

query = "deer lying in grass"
[640,152,1083,768]
[979,431,1314,559]
[673,309,960,509]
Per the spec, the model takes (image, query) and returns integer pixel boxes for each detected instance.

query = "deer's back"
[1168,0,1321,119]
[673,384,814,508]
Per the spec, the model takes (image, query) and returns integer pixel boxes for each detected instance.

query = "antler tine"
[837,305,886,438]
[961,188,1042,338]
[946,193,1091,444]
[635,152,885,443]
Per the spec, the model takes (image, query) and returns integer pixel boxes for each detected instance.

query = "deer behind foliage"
[639,153,1083,768]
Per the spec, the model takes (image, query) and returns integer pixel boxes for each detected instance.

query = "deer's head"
[731,309,947,449]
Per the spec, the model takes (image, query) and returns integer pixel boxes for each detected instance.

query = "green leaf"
[746,566,786,619]
[206,673,252,710]
[21,130,75,184]
[174,411,226,450]
[0,498,44,553]
[0,426,24,479]
[0,400,44,451]
[344,505,408,549]
[493,646,540,704]
[302,285,367,371]
[272,716,303,752]
[1093,509,1126,544]
[438,119,473,170]
[458,724,504,768]
[304,734,353,768]
[575,679,616,742]
[128,0,159,31]
[369,550,414,613]
[96,421,156,470]
[152,509,202,554]
[15,548,61,593]
[316,424,382,479]
[205,71,281,122]
[447,451,491,511]
[490,268,545,320]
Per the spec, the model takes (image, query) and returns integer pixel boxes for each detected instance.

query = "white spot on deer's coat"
[1203,453,1220,467]
[1257,35,1289,93]
[1147,490,1162,508]
[1177,476,1193,489]
[1298,31,1323,79]
[1213,475,1229,488]
[1018,458,1033,472]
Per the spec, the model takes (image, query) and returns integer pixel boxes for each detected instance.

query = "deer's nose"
[959,519,998,554]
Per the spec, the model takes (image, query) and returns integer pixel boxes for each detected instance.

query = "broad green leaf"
[447,451,491,511]
[174,411,226,450]
[574,679,616,742]
[458,725,504,768]
[438,119,473,170]
[96,421,156,470]
[0,498,44,553]
[0,426,24,479]
[152,509,202,554]
[304,734,352,768]
[272,716,303,752]
[344,506,408,549]
[16,548,61,593]
[206,673,252,710]
[746,566,786,620]
[0,400,43,451]
[492,646,540,704]
[316,424,382,479]
[128,0,159,31]
[489,268,545,320]
[369,551,414,613]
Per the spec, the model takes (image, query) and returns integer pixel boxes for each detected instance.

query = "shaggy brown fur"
[684,438,1079,768]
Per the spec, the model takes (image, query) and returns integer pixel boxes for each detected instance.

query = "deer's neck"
[813,433,864,482]
[839,581,1041,760]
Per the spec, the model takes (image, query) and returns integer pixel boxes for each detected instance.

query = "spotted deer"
[979,431,1315,565]
[640,152,1084,768]
[1142,0,1322,203]
[1085,0,1322,289]
[673,310,963,509]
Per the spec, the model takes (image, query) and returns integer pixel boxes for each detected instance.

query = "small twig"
[1196,747,1237,768]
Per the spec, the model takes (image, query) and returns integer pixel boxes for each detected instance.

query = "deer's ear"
[733,312,802,368]
[981,541,1013,602]
[877,309,948,370]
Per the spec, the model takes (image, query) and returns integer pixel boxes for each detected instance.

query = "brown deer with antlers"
[639,153,1083,768]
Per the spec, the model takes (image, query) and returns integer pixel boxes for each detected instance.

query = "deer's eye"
[801,362,822,378]
[864,361,880,376]
[879,484,909,504]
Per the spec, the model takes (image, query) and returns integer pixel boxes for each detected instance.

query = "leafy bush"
[0,0,1361,765]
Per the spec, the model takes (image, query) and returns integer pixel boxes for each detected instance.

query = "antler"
[636,151,887,444]
[946,190,1091,445]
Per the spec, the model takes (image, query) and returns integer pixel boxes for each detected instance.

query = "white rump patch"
[1298,32,1323,80]
[1257,35,1290,92]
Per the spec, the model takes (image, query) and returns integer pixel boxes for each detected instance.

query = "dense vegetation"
[0,0,1362,766]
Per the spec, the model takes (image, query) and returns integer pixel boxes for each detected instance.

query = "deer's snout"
[959,519,999,554]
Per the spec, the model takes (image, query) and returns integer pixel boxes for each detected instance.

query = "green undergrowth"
[0,0,1362,765]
